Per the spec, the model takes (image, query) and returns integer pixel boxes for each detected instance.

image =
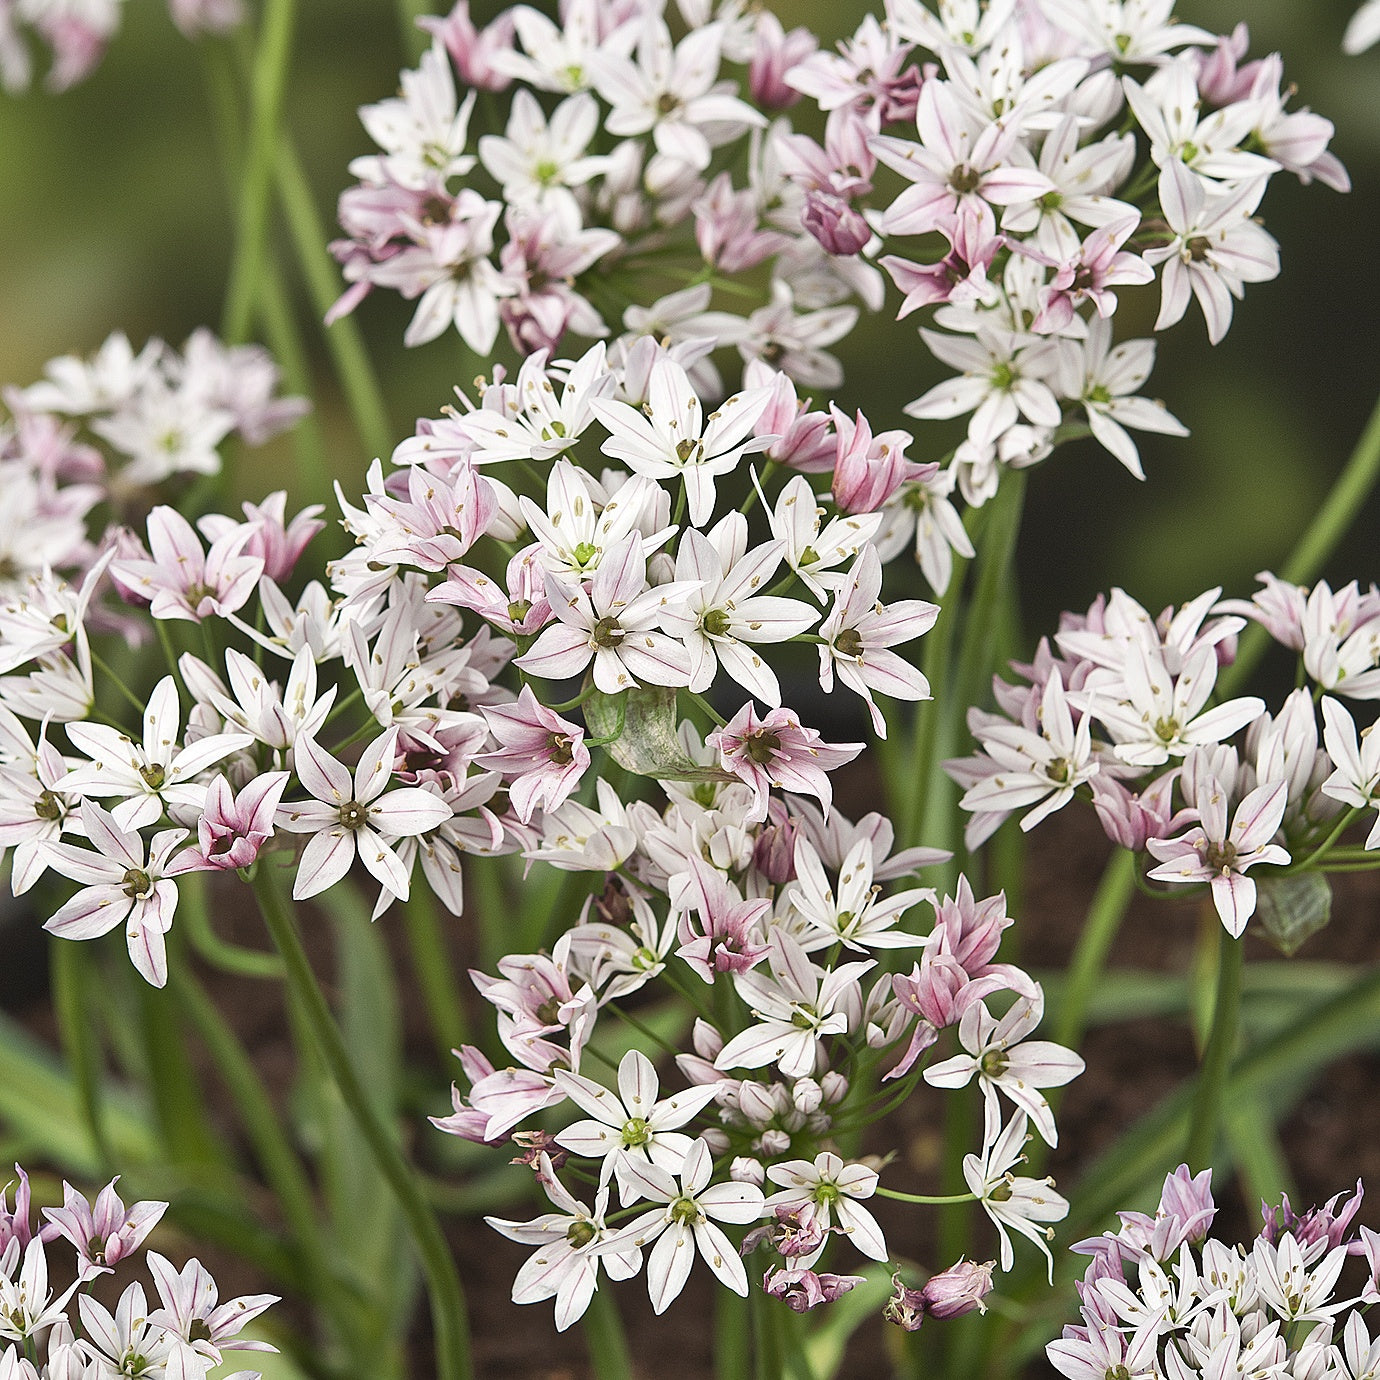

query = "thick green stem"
[401,884,470,1061]
[1185,928,1245,1170]
[581,1288,634,1380]
[173,968,363,1361]
[273,139,395,459]
[252,866,472,1380]
[1052,849,1137,1049]
[1220,385,1380,697]
[222,0,298,347]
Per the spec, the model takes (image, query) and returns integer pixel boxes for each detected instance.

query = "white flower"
[963,1112,1068,1279]
[594,1138,765,1313]
[554,1050,721,1195]
[764,1152,887,1266]
[276,729,452,903]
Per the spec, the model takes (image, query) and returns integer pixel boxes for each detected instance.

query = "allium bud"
[792,1078,823,1115]
[701,1128,731,1155]
[921,1259,995,1319]
[801,190,871,258]
[820,1072,849,1104]
[748,11,817,110]
[758,1129,792,1156]
[730,1157,766,1187]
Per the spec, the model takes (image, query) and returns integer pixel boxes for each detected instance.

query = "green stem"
[181,871,285,980]
[50,943,113,1174]
[87,649,148,718]
[401,884,470,1061]
[1051,849,1137,1049]
[1221,385,1380,697]
[274,138,394,459]
[753,1283,784,1380]
[874,1187,978,1205]
[1184,928,1245,1170]
[252,865,472,1380]
[173,968,363,1360]
[581,1288,635,1380]
[222,0,298,347]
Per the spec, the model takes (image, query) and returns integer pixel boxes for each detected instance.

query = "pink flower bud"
[921,1259,994,1319]
[801,190,872,257]
[749,12,817,110]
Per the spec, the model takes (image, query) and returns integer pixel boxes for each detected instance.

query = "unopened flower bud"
[921,1259,994,1319]
[792,1078,823,1115]
[801,189,871,257]
[820,1072,848,1104]
[758,1129,791,1156]
[730,1156,765,1187]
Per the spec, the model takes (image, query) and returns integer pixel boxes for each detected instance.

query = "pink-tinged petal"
[1210,871,1255,938]
[355,826,411,901]
[616,635,694,688]
[369,786,453,837]
[554,1069,627,1128]
[697,1181,767,1224]
[79,800,145,869]
[553,1118,622,1158]
[647,1082,722,1132]
[647,1221,695,1314]
[616,1155,680,1206]
[294,734,353,805]
[354,728,400,805]
[1230,780,1288,850]
[293,827,357,900]
[41,840,123,886]
[694,1219,748,1295]
[835,1199,888,1262]
[617,1051,659,1117]
[127,906,173,988]
[979,166,1056,206]
[46,886,131,939]
[714,1021,802,1073]
[515,624,593,681]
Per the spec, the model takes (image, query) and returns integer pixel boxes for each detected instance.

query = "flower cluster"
[1050,1166,1380,1380]
[0,315,1076,1322]
[0,1165,276,1378]
[948,575,1380,940]
[0,330,306,599]
[0,0,241,93]
[334,0,1342,521]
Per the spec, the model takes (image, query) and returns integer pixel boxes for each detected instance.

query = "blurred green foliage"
[0,0,1376,638]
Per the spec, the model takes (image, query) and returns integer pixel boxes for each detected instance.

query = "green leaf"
[584,686,733,783]
[1255,870,1332,956]
[804,1265,894,1379]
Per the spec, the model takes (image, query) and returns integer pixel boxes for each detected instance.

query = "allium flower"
[591,358,773,527]
[478,687,589,824]
[964,1112,1068,1279]
[764,1152,887,1266]
[276,729,453,903]
[146,1251,278,1364]
[707,704,861,819]
[516,535,698,693]
[924,989,1084,1146]
[42,1179,166,1282]
[485,1155,640,1331]
[41,800,194,987]
[594,1138,765,1313]
[1146,777,1291,936]
[818,546,938,736]
[177,771,290,871]
[1141,161,1280,345]
[553,1050,721,1194]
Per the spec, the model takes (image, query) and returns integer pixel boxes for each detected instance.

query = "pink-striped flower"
[708,704,861,820]
[177,771,290,871]
[1146,777,1291,936]
[276,730,453,903]
[477,687,589,824]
